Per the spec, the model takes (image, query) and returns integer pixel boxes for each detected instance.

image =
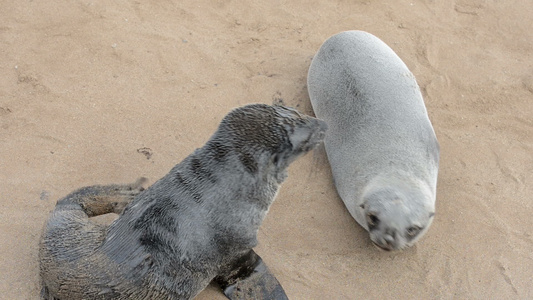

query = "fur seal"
[307,30,440,251]
[39,104,327,299]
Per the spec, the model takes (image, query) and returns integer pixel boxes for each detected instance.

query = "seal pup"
[39,104,327,299]
[307,30,440,251]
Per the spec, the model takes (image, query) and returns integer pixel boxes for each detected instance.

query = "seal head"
[215,104,327,181]
[360,182,435,251]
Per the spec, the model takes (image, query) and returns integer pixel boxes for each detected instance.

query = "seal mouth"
[371,240,409,252]
[371,241,392,252]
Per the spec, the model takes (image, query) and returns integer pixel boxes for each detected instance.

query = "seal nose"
[308,119,327,144]
[316,119,328,133]
[383,229,397,248]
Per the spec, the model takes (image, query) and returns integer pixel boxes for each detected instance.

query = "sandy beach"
[1,0,532,299]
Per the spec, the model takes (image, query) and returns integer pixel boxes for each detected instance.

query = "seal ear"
[360,203,365,209]
[429,212,435,218]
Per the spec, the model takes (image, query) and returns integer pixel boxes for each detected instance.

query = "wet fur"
[307,31,440,250]
[39,104,327,299]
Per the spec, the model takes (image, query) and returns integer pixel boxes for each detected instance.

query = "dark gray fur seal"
[39,104,327,299]
[307,30,440,251]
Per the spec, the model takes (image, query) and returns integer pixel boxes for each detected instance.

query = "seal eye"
[366,213,379,227]
[406,226,421,237]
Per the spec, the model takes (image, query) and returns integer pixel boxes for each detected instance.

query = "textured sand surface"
[1,1,531,299]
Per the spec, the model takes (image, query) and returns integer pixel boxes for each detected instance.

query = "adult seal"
[307,30,440,251]
[39,104,327,299]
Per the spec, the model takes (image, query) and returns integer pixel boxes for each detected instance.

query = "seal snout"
[316,118,328,132]
[374,229,398,251]
[296,117,328,152]
[384,229,396,244]
[310,118,328,143]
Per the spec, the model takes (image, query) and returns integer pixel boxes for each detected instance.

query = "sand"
[1,0,532,299]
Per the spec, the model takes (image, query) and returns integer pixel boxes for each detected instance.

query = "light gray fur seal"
[39,104,327,299]
[307,30,440,251]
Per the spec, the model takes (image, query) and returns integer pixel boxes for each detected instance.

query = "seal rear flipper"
[214,250,288,300]
[55,177,148,217]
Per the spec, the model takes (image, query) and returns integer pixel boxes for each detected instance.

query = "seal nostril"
[384,233,396,246]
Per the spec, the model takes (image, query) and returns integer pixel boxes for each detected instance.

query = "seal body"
[39,104,327,299]
[307,30,439,251]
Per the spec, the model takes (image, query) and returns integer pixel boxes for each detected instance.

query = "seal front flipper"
[214,250,288,300]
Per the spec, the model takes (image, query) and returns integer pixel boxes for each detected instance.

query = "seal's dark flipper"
[214,250,288,300]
